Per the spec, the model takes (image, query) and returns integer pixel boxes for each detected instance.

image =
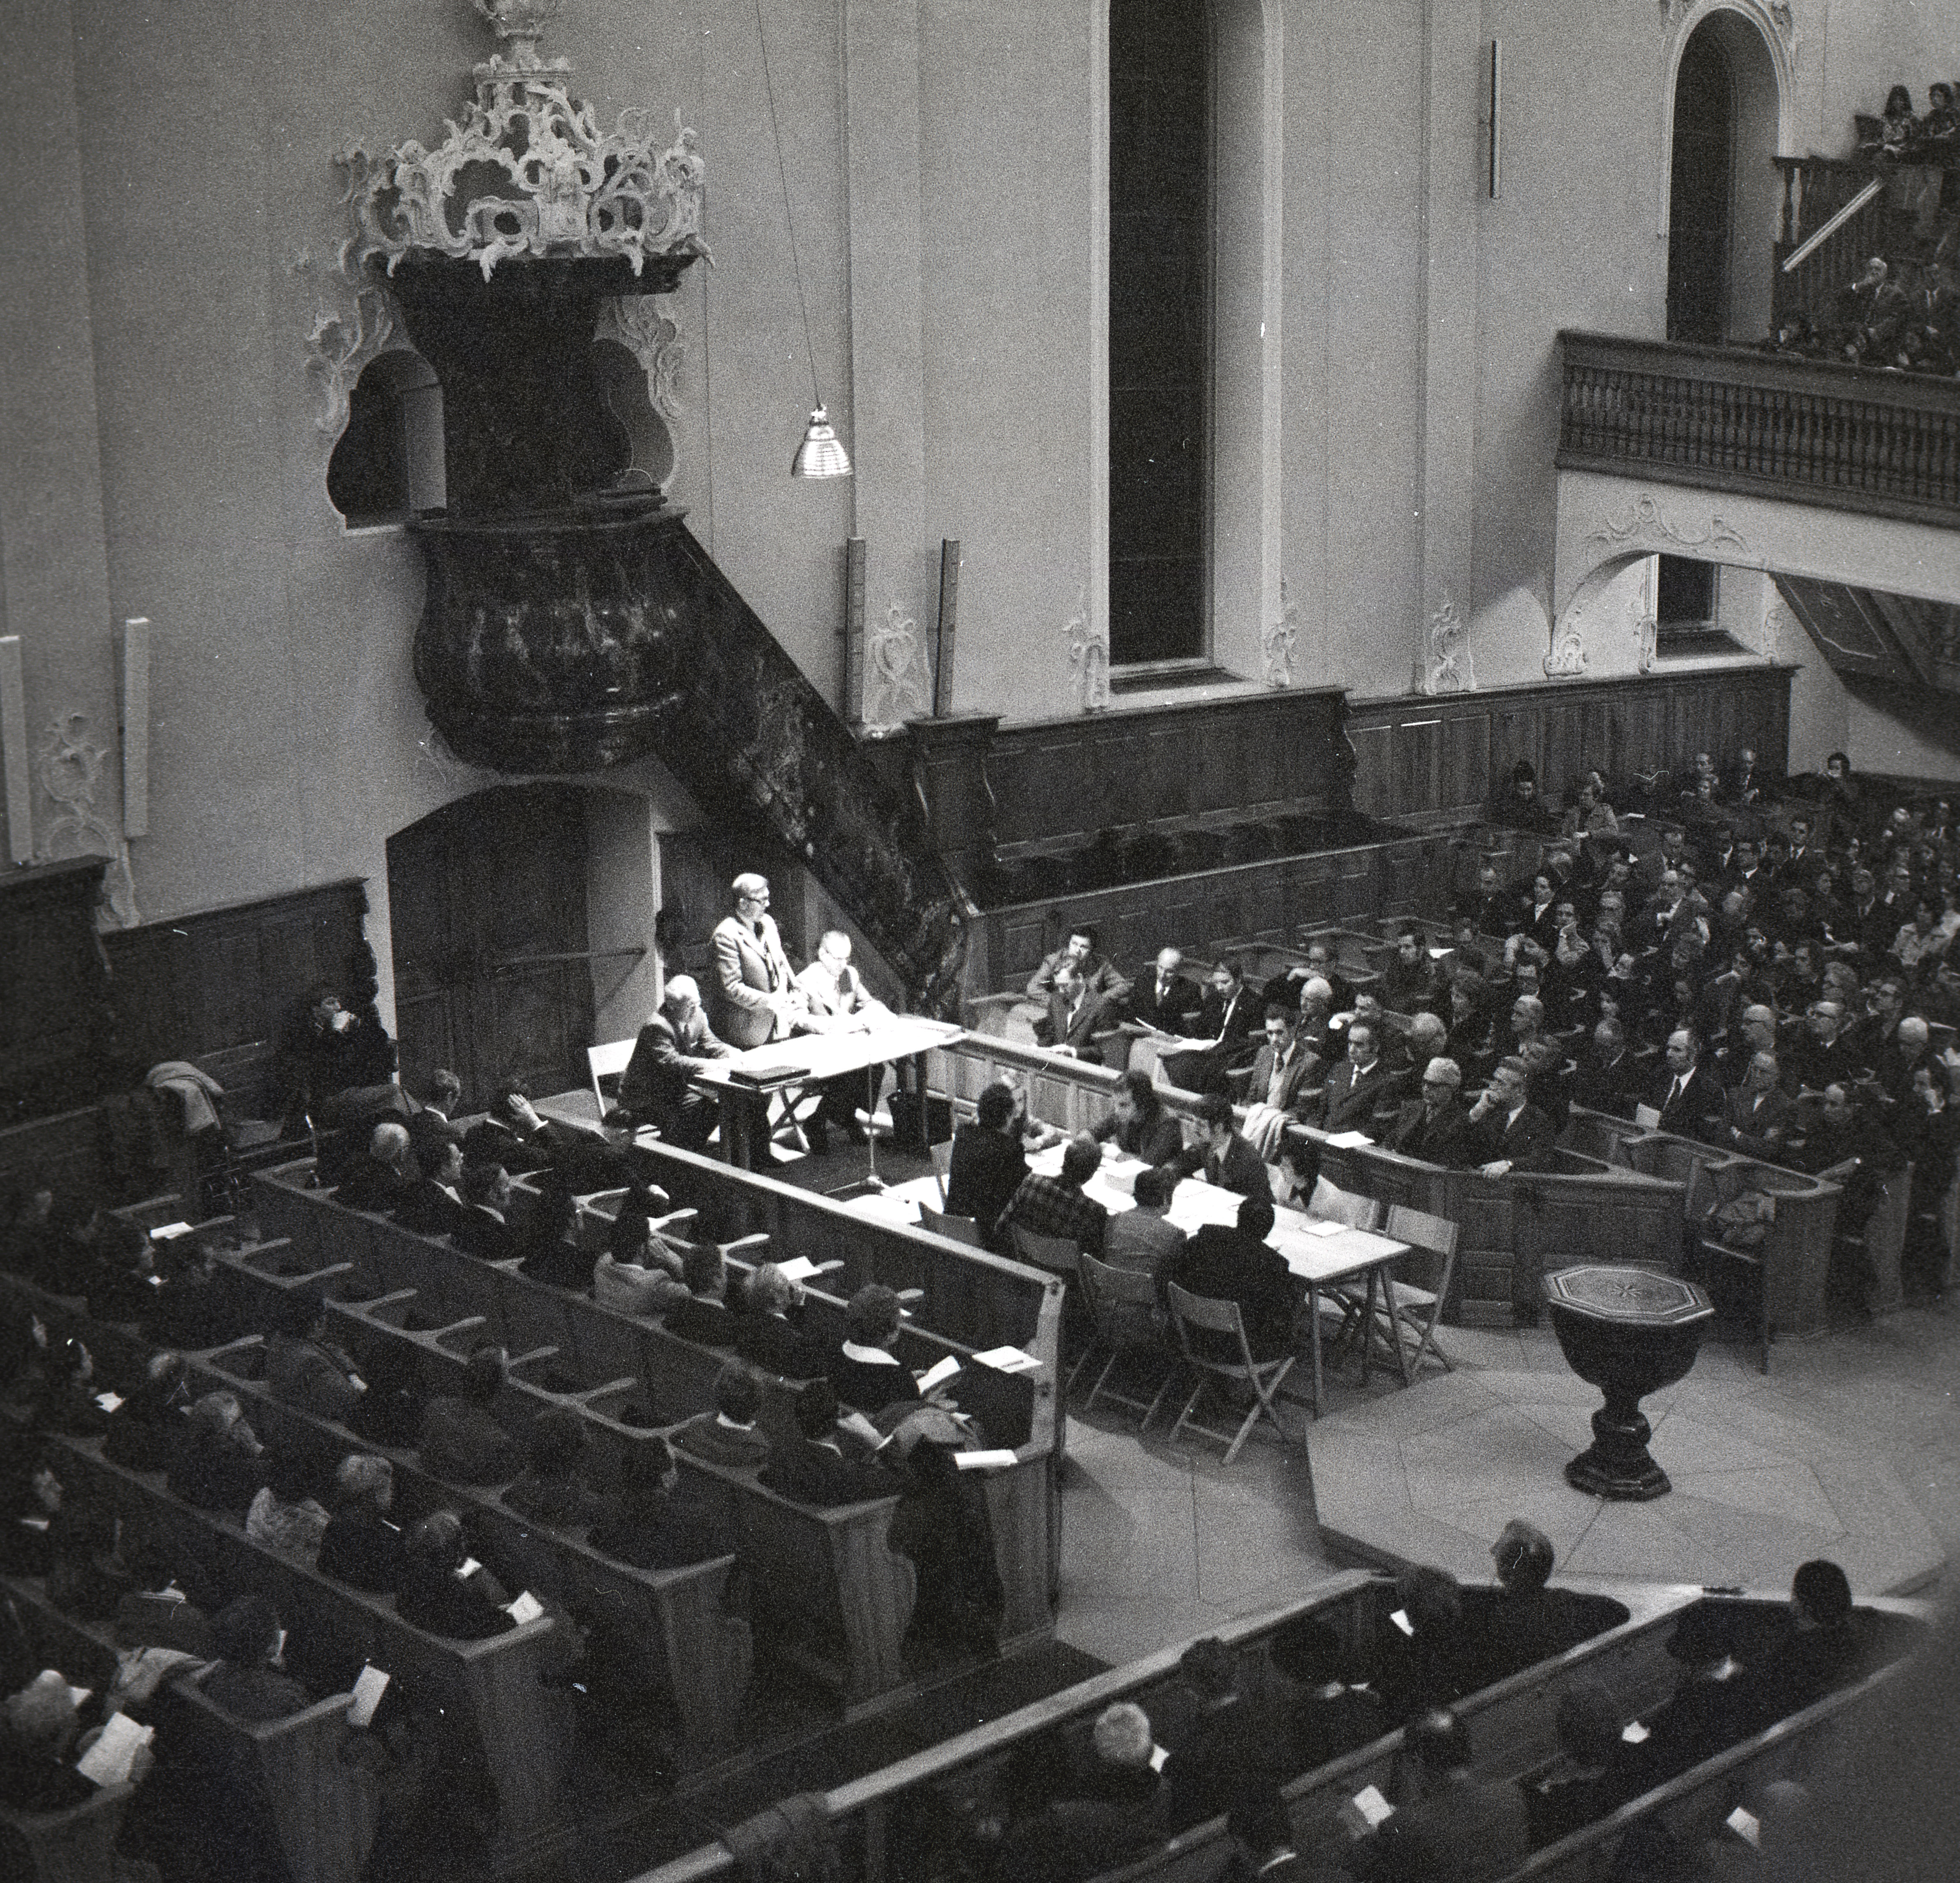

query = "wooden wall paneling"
[1391,714,1439,814]
[1540,701,1586,801]
[1438,706,1490,814]
[1489,703,1539,802]
[1347,722,1394,819]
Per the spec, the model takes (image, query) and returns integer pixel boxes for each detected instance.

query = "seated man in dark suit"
[264,1288,367,1423]
[1601,1603,1764,1812]
[1169,1092,1269,1199]
[614,974,733,1152]
[1090,1069,1187,1168]
[945,1081,1030,1249]
[464,1083,628,1191]
[271,982,401,1131]
[393,1135,469,1237]
[1381,928,1447,1016]
[1162,957,1260,1095]
[1268,1614,1388,1774]
[452,1160,523,1262]
[1034,963,1113,1058]
[1568,1017,1638,1119]
[1467,1520,1584,1691]
[1521,1683,1624,1851]
[758,1381,900,1507]
[1384,1057,1474,1167]
[662,1242,737,1347]
[1723,1051,1794,1159]
[1350,1708,1530,1883]
[1308,1021,1409,1136]
[394,1510,514,1640]
[1160,1637,1286,1833]
[1465,1057,1558,1177]
[334,1121,415,1213]
[1645,1029,1724,1143]
[1747,1558,1862,1725]
[1164,1192,1296,1362]
[672,1364,772,1468]
[1126,946,1205,1034]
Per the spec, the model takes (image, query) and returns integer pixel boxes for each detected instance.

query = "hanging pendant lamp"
[757,0,852,479]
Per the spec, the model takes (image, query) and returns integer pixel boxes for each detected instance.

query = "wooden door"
[386,786,595,1108]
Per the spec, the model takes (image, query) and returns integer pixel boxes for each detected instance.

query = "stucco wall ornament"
[864,601,932,734]
[303,282,402,439]
[1545,618,1589,678]
[1635,609,1660,674]
[1586,493,1749,561]
[1263,580,1300,689]
[337,5,708,285]
[594,295,686,419]
[1064,590,1110,712]
[1425,592,1476,694]
[35,714,138,929]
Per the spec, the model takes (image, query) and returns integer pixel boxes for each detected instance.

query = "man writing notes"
[796,929,892,1152]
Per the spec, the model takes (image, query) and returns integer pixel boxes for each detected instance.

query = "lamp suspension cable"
[755,0,851,477]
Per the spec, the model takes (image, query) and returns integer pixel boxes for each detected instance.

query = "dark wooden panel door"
[387,786,594,1109]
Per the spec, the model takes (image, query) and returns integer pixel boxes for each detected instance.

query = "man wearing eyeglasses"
[709,873,813,1050]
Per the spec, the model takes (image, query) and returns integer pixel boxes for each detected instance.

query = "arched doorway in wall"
[386,785,599,1108]
[1661,7,1784,647]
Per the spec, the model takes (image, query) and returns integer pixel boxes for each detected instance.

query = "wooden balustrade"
[1558,330,1960,527]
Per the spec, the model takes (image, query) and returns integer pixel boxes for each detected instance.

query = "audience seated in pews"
[315,1452,404,1593]
[660,1242,736,1346]
[242,1452,330,1565]
[265,1289,368,1423]
[516,1171,596,1289]
[101,1352,191,1475]
[394,1510,514,1640]
[166,1392,266,1512]
[758,1381,899,1508]
[336,1121,415,1214]
[734,1261,829,1378]
[1266,1614,1387,1773]
[502,1406,607,1530]
[671,1364,772,1468]
[1376,1565,1472,1725]
[452,1160,524,1262]
[993,1699,1165,1883]
[828,1284,926,1416]
[1348,1707,1530,1883]
[588,1435,731,1568]
[417,1345,522,1487]
[201,1593,309,1722]
[1159,1637,1288,1834]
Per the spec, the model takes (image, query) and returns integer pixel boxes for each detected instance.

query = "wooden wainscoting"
[1344,667,1793,825]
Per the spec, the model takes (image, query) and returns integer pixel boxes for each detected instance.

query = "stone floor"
[1055,1304,1960,1667]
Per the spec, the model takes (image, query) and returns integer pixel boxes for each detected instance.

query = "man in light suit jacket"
[709,873,812,1049]
[1238,1005,1323,1157]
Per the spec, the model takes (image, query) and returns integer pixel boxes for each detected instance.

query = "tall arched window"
[1108,0,1211,672]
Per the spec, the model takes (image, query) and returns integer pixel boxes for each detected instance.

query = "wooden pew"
[0,1783,133,1883]
[33,1431,574,1847]
[236,1180,1055,1709]
[631,1573,1702,1883]
[0,1573,381,1883]
[188,1334,754,1764]
[1495,1604,1933,1883]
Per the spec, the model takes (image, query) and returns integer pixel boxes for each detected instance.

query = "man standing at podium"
[710,873,812,1049]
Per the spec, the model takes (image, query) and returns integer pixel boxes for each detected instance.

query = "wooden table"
[851,1146,1411,1414]
[689,1016,965,1168]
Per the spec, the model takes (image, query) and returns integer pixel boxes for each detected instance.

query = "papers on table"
[1303,1220,1344,1239]
[506,1591,545,1625]
[77,1712,153,1787]
[972,1346,1041,1374]
[148,1221,195,1241]
[915,1355,962,1394]
[348,1664,390,1728]
[953,1449,1019,1471]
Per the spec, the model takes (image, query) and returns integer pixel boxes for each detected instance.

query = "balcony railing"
[1558,331,1960,528]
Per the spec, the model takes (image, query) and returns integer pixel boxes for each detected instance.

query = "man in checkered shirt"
[996,1132,1109,1259]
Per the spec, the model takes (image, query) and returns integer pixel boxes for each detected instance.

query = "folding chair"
[1165,1283,1296,1464]
[919,1203,983,1248]
[1353,1203,1460,1377]
[587,1039,637,1124]
[929,1137,956,1207]
[1072,1251,1179,1421]
[1009,1224,1083,1278]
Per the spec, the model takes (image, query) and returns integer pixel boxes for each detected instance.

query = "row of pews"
[632,1571,1931,1883]
[2,1140,1066,1883]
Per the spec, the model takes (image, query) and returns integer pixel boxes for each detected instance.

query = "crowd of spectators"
[1854,83,1960,164]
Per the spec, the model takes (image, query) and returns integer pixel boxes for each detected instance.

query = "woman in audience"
[246,1450,331,1564]
[167,1390,267,1511]
[885,1413,1003,1670]
[672,1364,772,1467]
[45,1501,130,1622]
[417,1345,522,1485]
[316,1452,404,1591]
[502,1406,605,1529]
[102,1349,191,1473]
[734,1261,829,1378]
[395,1510,514,1640]
[114,1530,218,1656]
[828,1283,924,1416]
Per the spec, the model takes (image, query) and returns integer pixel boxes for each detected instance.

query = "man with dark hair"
[590,1438,732,1568]
[1165,956,1261,1093]
[1749,1559,1861,1725]
[673,1363,772,1466]
[1267,1615,1386,1772]
[758,1381,899,1507]
[615,974,734,1151]
[945,1080,1030,1246]
[1161,1638,1278,1833]
[662,1243,734,1347]
[1165,1192,1295,1361]
[503,1406,604,1529]
[1241,1005,1321,1159]
[265,1290,368,1422]
[418,1345,521,1485]
[1103,1164,1187,1280]
[1382,929,1445,1015]
[829,1283,925,1415]
[1569,1017,1637,1119]
[453,1160,523,1261]
[272,982,400,1130]
[205,1592,309,1720]
[998,1133,1111,1258]
[1170,1092,1269,1198]
[1091,1069,1186,1167]
[1035,961,1113,1058]
[393,1134,468,1237]
[395,1510,515,1639]
[1025,925,1133,1007]
[1309,1021,1408,1135]
[1354,1709,1529,1883]
[1521,1683,1625,1851]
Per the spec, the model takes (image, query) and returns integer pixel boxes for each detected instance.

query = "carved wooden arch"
[1655,0,1796,240]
